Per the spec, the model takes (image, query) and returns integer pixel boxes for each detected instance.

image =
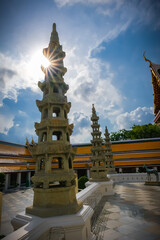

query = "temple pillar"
[17,173,21,188]
[87,169,90,179]
[27,172,31,186]
[4,173,9,192]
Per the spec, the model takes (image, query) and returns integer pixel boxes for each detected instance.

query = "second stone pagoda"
[90,104,109,181]
[26,23,82,217]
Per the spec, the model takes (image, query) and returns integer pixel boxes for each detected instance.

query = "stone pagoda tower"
[90,104,109,181]
[104,126,116,174]
[26,23,82,217]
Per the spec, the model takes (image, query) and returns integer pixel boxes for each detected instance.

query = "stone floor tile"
[131,230,160,240]
[117,224,137,235]
[119,216,135,224]
[147,223,160,235]
[106,220,123,229]
[117,236,135,240]
[109,207,121,213]
[143,205,157,210]
[103,229,122,240]
[108,213,121,220]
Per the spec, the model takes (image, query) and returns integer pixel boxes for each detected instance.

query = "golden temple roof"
[144,52,160,123]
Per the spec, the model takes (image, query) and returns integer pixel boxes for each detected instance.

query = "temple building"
[0,137,160,190]
[26,23,82,217]
[90,104,109,181]
[144,53,160,124]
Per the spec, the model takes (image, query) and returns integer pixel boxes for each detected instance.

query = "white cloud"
[55,0,160,31]
[0,114,14,135]
[91,46,106,55]
[116,107,154,130]
[0,51,43,106]
[18,110,28,116]
[63,45,125,143]
[70,112,91,143]
[55,0,120,7]
[65,47,123,115]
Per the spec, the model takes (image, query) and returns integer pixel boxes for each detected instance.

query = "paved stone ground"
[0,188,33,236]
[0,183,160,239]
[92,183,160,240]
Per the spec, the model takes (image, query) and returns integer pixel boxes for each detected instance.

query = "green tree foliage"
[78,176,88,190]
[110,124,160,141]
[0,173,5,190]
[110,129,130,141]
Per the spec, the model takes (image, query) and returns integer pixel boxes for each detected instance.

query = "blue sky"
[0,0,160,144]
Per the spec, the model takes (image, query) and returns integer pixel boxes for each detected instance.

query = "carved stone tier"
[35,119,68,128]
[89,171,109,182]
[36,97,70,107]
[29,142,76,156]
[31,171,76,188]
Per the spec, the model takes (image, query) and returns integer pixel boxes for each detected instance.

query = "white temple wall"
[108,172,160,182]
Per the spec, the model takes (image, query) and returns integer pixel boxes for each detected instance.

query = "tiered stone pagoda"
[26,23,82,217]
[104,126,116,174]
[90,104,109,181]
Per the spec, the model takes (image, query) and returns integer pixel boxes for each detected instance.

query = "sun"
[27,49,51,81]
[28,47,63,81]
[31,50,51,70]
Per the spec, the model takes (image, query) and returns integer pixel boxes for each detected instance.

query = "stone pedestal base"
[9,205,95,240]
[26,186,82,217]
[90,170,109,182]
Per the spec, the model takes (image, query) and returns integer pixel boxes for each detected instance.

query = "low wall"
[108,173,160,183]
[77,182,101,209]
[77,180,114,209]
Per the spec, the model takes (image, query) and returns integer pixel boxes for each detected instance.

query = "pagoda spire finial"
[92,104,96,115]
[25,137,29,146]
[49,22,59,45]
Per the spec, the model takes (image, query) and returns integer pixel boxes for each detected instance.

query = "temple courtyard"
[0,182,160,240]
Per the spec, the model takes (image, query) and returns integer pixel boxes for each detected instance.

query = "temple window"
[41,132,47,142]
[68,158,72,169]
[66,133,69,141]
[40,158,45,170]
[52,107,60,117]
[43,108,48,119]
[52,131,62,141]
[53,86,59,93]
[58,157,63,169]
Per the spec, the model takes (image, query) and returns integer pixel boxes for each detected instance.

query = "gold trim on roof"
[143,51,151,67]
